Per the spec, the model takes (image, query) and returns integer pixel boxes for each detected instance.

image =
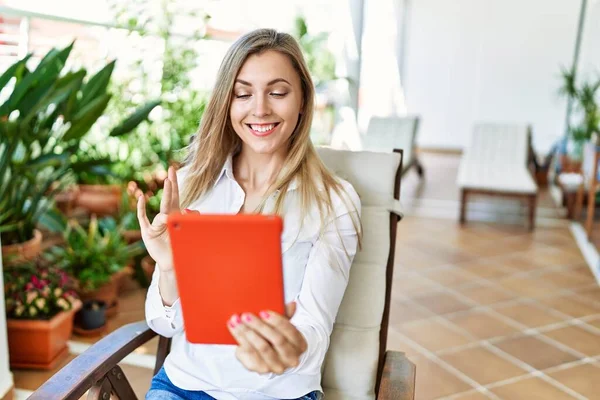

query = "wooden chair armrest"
[30,321,156,400]
[377,350,416,400]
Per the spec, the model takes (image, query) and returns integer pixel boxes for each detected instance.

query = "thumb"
[285,301,297,318]
[183,208,200,215]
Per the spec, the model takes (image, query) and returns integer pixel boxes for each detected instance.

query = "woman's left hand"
[227,302,308,375]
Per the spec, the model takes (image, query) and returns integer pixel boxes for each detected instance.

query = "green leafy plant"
[4,261,79,319]
[46,216,145,291]
[0,44,159,246]
[293,16,336,89]
[559,67,600,159]
[104,0,209,186]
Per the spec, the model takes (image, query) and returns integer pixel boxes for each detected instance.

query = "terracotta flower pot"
[54,188,79,215]
[1,229,42,266]
[123,230,142,244]
[7,302,81,369]
[141,256,156,282]
[74,184,122,216]
[76,277,119,318]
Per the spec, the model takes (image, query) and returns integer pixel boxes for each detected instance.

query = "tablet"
[166,213,286,345]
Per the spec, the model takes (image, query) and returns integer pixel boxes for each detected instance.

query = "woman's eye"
[271,92,288,98]
[235,94,251,99]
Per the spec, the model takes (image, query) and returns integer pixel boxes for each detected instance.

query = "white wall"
[403,0,581,154]
[0,239,14,399]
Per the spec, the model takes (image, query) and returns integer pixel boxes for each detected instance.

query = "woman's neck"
[233,147,287,192]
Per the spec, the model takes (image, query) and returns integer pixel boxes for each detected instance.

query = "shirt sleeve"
[145,263,185,337]
[286,182,361,375]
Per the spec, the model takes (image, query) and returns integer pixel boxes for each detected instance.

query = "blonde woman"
[138,28,361,400]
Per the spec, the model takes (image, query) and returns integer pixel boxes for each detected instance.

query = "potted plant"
[46,216,145,318]
[75,300,107,333]
[0,43,159,264]
[558,67,600,171]
[4,261,80,369]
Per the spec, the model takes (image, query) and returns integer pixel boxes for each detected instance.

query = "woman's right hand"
[137,166,181,272]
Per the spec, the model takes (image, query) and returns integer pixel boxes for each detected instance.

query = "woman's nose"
[252,95,271,117]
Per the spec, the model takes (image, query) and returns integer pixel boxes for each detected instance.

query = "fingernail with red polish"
[228,320,235,328]
[234,315,242,324]
[244,314,253,322]
[259,311,270,319]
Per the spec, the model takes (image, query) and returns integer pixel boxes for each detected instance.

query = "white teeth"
[250,124,275,132]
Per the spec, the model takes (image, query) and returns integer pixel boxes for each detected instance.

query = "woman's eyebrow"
[234,78,291,86]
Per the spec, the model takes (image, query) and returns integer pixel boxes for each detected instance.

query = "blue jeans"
[146,367,320,400]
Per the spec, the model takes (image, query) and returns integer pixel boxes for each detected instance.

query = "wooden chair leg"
[460,189,468,224]
[528,194,537,231]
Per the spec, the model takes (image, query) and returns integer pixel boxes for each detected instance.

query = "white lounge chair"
[361,116,424,177]
[457,123,538,230]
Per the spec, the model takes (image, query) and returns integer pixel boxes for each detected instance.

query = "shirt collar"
[215,154,301,193]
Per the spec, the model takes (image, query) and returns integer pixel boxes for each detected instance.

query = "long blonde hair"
[181,28,361,242]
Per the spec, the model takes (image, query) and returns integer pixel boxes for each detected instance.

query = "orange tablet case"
[167,213,285,345]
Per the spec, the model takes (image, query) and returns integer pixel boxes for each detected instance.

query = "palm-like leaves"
[0,44,160,245]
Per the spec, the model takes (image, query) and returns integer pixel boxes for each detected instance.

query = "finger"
[260,311,307,353]
[242,313,300,368]
[169,166,180,210]
[235,314,287,374]
[136,195,152,232]
[285,302,297,318]
[160,178,172,215]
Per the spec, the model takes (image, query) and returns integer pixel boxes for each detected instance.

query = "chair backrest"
[463,123,531,168]
[362,116,420,167]
[316,147,403,400]
[153,148,404,399]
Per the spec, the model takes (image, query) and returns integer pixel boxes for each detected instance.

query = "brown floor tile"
[420,266,478,287]
[456,261,517,281]
[386,330,423,360]
[440,345,528,385]
[529,248,584,268]
[493,335,578,370]
[394,273,440,297]
[458,284,516,306]
[450,391,494,400]
[447,310,519,340]
[411,292,473,315]
[492,302,565,328]
[585,317,600,330]
[535,270,592,290]
[490,377,578,399]
[389,298,435,325]
[539,295,600,318]
[412,356,473,399]
[497,276,556,298]
[493,253,546,271]
[399,319,472,352]
[572,286,600,304]
[543,325,600,357]
[548,363,600,399]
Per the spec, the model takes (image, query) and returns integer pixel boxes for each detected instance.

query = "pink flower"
[24,283,33,291]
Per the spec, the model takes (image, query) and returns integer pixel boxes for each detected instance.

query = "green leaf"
[78,60,116,110]
[0,54,31,93]
[38,208,67,233]
[62,93,111,142]
[0,43,73,117]
[20,70,86,127]
[27,153,70,169]
[109,99,160,137]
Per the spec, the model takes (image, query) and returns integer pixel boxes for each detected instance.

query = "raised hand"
[137,166,181,272]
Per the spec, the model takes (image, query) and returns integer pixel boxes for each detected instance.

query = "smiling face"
[229,50,304,157]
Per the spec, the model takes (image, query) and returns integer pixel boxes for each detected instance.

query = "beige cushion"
[457,123,537,194]
[316,147,401,400]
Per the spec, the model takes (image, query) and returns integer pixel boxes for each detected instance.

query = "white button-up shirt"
[145,155,361,400]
